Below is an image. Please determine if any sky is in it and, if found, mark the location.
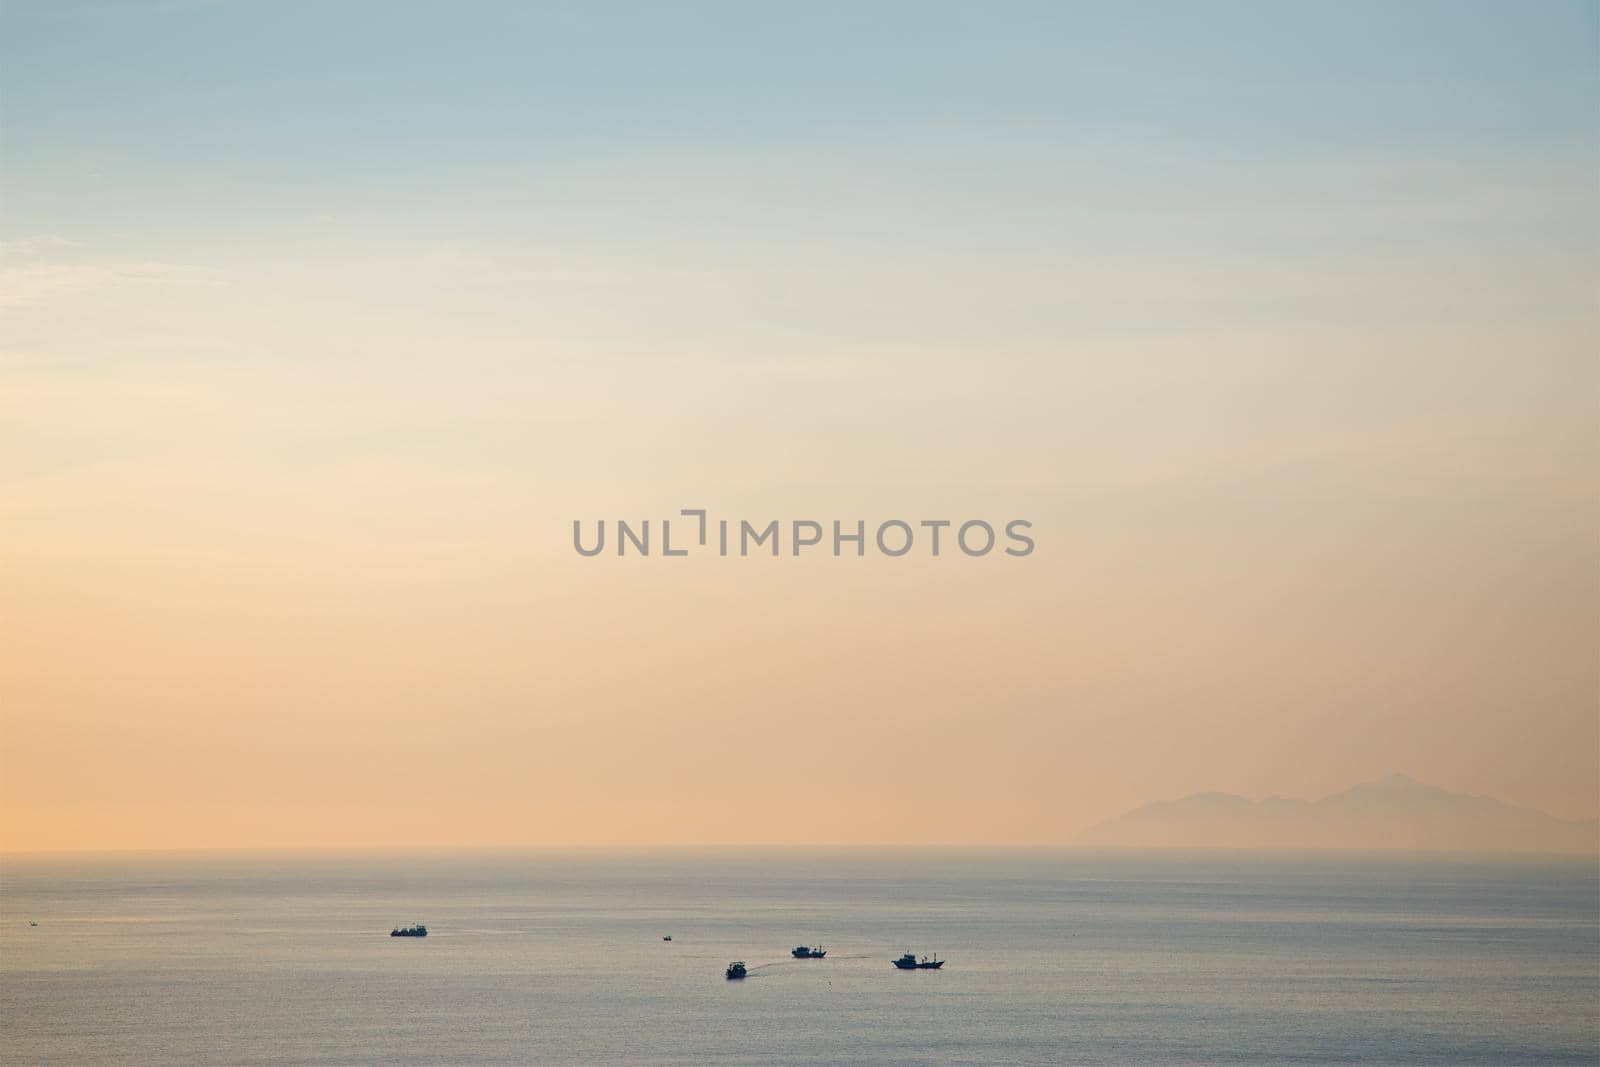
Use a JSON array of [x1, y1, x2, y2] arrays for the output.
[[1, 1, 1596, 851]]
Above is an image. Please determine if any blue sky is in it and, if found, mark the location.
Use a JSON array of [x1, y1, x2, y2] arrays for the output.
[[4, 2, 1595, 354], [5, 2, 1595, 235]]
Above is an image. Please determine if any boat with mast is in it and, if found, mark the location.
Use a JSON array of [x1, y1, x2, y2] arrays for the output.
[[892, 951, 942, 969]]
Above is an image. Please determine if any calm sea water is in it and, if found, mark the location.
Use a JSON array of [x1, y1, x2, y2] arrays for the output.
[[1, 849, 1595, 1065]]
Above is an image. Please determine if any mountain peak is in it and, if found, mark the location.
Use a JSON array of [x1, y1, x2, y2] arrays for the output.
[[1081, 775, 1598, 854]]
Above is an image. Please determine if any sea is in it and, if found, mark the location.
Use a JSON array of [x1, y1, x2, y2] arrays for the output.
[[1, 849, 1596, 1066]]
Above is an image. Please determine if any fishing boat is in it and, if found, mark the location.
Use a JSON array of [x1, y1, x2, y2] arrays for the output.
[[390, 923, 428, 938], [892, 952, 942, 969], [791, 945, 826, 958], [725, 961, 747, 980]]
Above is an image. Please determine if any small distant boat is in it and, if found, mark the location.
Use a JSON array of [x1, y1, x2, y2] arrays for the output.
[[725, 961, 747, 980], [390, 923, 428, 938], [662, 935, 672, 941], [28, 921, 38, 927], [893, 952, 943, 970], [791, 945, 826, 958]]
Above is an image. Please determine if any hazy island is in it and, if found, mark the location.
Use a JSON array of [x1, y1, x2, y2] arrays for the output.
[[1081, 773, 1599, 855]]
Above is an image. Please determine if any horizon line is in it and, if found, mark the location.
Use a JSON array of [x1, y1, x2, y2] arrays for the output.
[[4, 842, 1595, 860]]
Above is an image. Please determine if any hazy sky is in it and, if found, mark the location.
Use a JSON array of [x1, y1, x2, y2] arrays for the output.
[[2, 1, 1595, 851]]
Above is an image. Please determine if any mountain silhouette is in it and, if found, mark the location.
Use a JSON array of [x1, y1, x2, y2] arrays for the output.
[[1081, 773, 1598, 854]]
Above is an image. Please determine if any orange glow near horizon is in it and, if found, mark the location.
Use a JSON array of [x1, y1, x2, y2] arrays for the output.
[[3, 316, 1594, 852]]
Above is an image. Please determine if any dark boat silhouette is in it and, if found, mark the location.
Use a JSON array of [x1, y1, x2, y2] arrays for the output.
[[893, 952, 942, 969], [791, 945, 826, 958], [390, 923, 428, 937], [662, 935, 672, 941], [725, 961, 747, 980]]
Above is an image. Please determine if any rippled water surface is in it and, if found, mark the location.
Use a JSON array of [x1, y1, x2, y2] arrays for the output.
[[2, 849, 1596, 1065]]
